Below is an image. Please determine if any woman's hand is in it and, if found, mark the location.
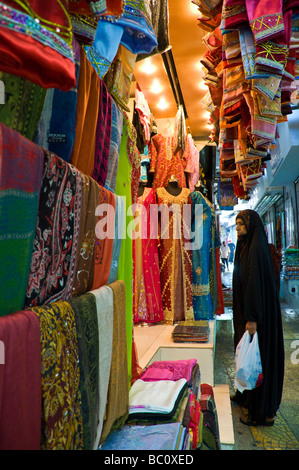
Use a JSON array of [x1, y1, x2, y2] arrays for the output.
[[246, 321, 257, 335]]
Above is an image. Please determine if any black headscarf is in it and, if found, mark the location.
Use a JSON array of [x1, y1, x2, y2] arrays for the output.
[[233, 209, 284, 422]]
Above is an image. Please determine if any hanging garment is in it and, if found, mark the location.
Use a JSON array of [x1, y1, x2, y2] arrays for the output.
[[156, 187, 194, 324], [0, 72, 46, 141], [92, 79, 113, 186], [31, 301, 84, 450], [133, 188, 163, 324], [0, 122, 44, 316], [72, 175, 99, 297], [104, 99, 123, 193], [185, 135, 200, 193], [0, 1, 76, 90], [0, 310, 41, 450], [149, 134, 190, 189], [115, 112, 140, 383], [71, 13, 99, 45], [25, 150, 83, 307], [137, 0, 170, 60], [100, 280, 129, 445], [190, 191, 215, 320], [92, 186, 116, 289], [103, 43, 137, 112], [34, 38, 81, 163], [70, 46, 100, 175], [107, 194, 125, 284], [90, 285, 114, 448], [69, 293, 99, 450]]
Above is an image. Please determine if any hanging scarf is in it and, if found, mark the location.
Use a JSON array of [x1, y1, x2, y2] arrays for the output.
[[0, 310, 41, 450], [25, 150, 83, 307], [92, 80, 113, 186], [69, 293, 100, 450], [100, 280, 129, 444], [0, 122, 44, 316], [31, 301, 84, 450]]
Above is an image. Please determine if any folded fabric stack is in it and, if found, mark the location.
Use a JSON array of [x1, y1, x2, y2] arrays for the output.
[[100, 359, 203, 450], [172, 321, 210, 343]]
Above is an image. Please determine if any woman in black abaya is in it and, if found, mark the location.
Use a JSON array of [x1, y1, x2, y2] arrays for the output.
[[232, 209, 284, 426]]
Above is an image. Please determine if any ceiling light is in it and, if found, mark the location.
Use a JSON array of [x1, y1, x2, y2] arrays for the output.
[[140, 58, 156, 75], [157, 97, 168, 110], [151, 79, 163, 94]]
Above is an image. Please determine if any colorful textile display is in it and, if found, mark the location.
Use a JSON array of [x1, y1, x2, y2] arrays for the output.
[[133, 187, 163, 324], [25, 151, 82, 307], [70, 46, 100, 175], [0, 1, 76, 90], [69, 293, 99, 450], [100, 280, 129, 445], [190, 191, 215, 320], [90, 285, 114, 448], [0, 310, 41, 450], [0, 123, 44, 316], [31, 301, 84, 450], [156, 187, 194, 324]]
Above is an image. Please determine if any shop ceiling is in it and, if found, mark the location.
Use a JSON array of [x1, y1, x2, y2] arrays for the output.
[[133, 1, 210, 141]]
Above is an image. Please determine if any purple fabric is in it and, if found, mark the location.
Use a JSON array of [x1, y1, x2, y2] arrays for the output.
[[140, 359, 197, 382], [92, 80, 112, 187]]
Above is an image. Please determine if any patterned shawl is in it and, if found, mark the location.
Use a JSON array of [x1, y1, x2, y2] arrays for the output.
[[25, 150, 83, 307], [69, 293, 99, 450], [72, 175, 99, 296], [30, 301, 84, 450], [100, 280, 129, 444], [0, 123, 44, 316]]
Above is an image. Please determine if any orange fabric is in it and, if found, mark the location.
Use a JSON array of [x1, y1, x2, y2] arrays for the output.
[[70, 46, 100, 175], [92, 187, 116, 289]]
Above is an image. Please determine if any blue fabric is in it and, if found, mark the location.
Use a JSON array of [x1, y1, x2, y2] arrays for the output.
[[191, 191, 214, 320]]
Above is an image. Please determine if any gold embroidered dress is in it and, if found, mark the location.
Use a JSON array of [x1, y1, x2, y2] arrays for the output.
[[156, 187, 194, 324]]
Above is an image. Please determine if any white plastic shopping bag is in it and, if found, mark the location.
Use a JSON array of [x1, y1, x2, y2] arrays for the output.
[[234, 331, 263, 392]]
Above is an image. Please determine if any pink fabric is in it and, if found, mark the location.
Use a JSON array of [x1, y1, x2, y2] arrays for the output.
[[140, 359, 197, 382], [133, 188, 164, 323], [0, 310, 41, 450]]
